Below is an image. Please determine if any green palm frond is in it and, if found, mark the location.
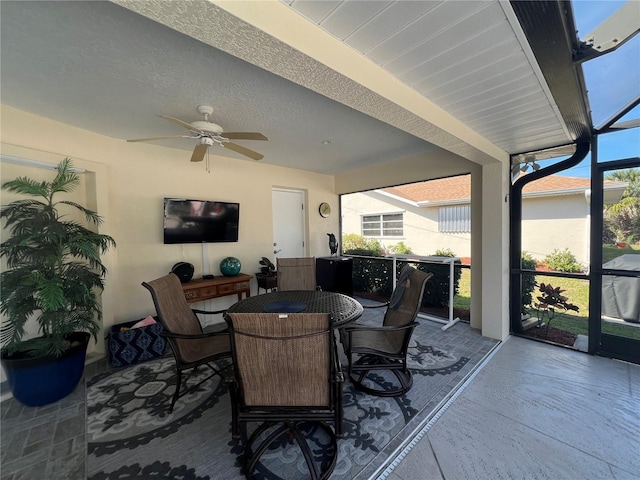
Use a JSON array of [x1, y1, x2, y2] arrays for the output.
[[1, 177, 50, 197], [0, 158, 116, 358], [58, 200, 103, 225]]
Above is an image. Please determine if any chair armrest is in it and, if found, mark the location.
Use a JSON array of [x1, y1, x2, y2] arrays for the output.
[[162, 330, 229, 340], [362, 302, 389, 310], [345, 322, 418, 333], [192, 308, 227, 316]]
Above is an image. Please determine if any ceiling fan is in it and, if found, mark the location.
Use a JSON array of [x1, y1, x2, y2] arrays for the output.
[[127, 105, 267, 162]]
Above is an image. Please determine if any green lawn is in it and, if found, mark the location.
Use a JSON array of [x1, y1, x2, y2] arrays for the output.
[[534, 264, 640, 341], [453, 257, 640, 341], [453, 268, 470, 311], [603, 243, 640, 263]]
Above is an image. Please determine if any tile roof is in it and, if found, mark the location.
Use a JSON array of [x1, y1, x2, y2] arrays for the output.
[[382, 174, 622, 203]]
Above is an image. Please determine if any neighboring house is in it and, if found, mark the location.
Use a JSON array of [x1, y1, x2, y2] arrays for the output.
[[342, 174, 626, 264]]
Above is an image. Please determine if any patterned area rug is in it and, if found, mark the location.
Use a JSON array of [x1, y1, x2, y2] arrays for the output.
[[87, 318, 497, 480]]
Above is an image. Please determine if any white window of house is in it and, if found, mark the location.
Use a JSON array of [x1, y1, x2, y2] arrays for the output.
[[362, 213, 403, 237], [439, 205, 471, 233]]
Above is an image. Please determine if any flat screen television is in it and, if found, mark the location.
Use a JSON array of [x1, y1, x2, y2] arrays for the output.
[[163, 198, 239, 244]]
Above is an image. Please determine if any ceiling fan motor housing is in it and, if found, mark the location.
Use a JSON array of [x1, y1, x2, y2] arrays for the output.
[[128, 104, 266, 162], [197, 105, 214, 116], [191, 120, 223, 133]]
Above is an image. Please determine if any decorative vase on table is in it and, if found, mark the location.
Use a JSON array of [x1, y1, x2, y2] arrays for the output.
[[220, 257, 241, 276]]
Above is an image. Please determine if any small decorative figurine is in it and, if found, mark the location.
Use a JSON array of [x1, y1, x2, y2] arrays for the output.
[[327, 233, 338, 255]]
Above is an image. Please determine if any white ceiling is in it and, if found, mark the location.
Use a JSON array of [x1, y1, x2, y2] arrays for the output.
[[285, 0, 570, 153], [0, 0, 580, 176]]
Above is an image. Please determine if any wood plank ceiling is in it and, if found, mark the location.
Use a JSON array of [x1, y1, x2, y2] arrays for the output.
[[283, 0, 582, 155]]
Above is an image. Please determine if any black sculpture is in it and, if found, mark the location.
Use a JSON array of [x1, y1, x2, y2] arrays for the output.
[[327, 233, 338, 255]]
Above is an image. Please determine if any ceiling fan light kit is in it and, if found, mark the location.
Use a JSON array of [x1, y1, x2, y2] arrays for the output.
[[127, 105, 267, 166]]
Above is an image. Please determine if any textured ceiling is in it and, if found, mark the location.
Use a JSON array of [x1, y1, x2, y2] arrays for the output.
[[0, 0, 580, 175]]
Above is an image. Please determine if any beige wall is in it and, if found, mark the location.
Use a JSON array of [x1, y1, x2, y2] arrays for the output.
[[343, 190, 590, 265], [522, 194, 589, 265], [1, 104, 512, 392], [1, 105, 339, 366], [341, 192, 472, 257]]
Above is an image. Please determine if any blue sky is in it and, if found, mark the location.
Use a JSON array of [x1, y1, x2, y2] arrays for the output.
[[549, 0, 639, 178]]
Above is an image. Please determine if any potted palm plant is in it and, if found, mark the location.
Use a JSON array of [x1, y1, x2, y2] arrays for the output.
[[0, 158, 115, 406]]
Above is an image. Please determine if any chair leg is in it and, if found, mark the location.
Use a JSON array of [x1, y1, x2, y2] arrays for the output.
[[335, 384, 344, 438], [230, 383, 240, 439], [169, 368, 182, 413], [349, 355, 413, 397], [296, 422, 337, 480], [244, 423, 288, 475], [169, 361, 232, 414], [243, 422, 338, 480]]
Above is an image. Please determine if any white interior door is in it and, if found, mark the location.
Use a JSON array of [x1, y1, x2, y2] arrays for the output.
[[272, 189, 305, 260]]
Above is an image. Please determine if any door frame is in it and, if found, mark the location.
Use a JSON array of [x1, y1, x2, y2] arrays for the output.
[[588, 154, 640, 363]]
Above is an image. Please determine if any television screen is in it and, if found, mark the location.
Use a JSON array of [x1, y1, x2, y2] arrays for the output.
[[163, 198, 239, 244]]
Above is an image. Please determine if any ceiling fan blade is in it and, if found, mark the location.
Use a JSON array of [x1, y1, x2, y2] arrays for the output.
[[222, 132, 268, 141], [223, 142, 264, 161], [127, 135, 190, 142], [191, 144, 208, 162], [158, 115, 201, 132]]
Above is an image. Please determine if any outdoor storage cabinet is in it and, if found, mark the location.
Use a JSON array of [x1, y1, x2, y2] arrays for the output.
[[316, 256, 353, 296]]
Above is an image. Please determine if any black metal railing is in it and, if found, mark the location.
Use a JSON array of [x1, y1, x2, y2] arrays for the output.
[[345, 254, 466, 309]]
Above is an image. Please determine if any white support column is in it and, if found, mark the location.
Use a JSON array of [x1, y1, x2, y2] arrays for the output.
[[470, 165, 483, 331], [480, 162, 510, 340]]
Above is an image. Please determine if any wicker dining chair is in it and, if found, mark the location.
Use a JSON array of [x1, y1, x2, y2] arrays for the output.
[[226, 312, 343, 480], [276, 257, 318, 291], [340, 265, 432, 397], [142, 273, 231, 413]]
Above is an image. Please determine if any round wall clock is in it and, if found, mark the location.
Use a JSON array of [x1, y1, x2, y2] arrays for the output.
[[319, 202, 331, 218]]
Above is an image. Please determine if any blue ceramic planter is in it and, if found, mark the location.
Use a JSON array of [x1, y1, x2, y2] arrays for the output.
[[1, 332, 90, 407]]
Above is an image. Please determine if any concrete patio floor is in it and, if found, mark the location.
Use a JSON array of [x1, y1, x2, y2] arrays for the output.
[[2, 332, 638, 479], [383, 335, 640, 480]]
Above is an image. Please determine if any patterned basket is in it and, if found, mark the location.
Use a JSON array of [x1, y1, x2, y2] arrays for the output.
[[108, 318, 167, 368]]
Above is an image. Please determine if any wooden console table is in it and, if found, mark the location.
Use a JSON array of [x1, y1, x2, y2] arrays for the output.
[[181, 273, 252, 304]]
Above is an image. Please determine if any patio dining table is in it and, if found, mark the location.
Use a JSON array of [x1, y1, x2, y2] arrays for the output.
[[226, 290, 363, 328]]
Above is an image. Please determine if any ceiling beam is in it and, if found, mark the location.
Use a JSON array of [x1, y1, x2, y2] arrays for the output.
[[509, 0, 592, 144]]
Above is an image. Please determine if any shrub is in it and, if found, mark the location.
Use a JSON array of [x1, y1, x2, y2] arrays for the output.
[[543, 248, 583, 273], [417, 262, 462, 308], [387, 241, 412, 254], [521, 252, 538, 313], [604, 196, 640, 244], [348, 255, 462, 308], [343, 235, 385, 294], [535, 283, 580, 336], [341, 234, 384, 256], [350, 256, 393, 296], [420, 249, 462, 307]]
